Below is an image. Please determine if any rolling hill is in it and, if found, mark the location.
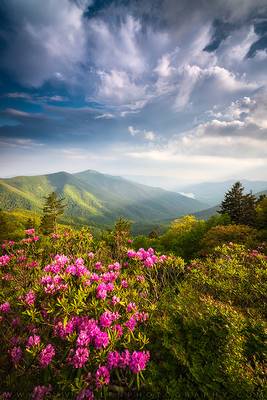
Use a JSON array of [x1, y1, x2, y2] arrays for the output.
[[0, 170, 207, 226]]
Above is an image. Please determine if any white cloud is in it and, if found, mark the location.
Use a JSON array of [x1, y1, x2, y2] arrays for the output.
[[96, 70, 147, 106], [128, 126, 156, 141]]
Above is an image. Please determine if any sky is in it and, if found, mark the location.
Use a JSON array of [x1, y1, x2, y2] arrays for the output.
[[0, 0, 267, 186]]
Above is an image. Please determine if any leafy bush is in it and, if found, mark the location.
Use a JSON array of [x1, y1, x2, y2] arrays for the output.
[[200, 224, 258, 254], [145, 244, 267, 399]]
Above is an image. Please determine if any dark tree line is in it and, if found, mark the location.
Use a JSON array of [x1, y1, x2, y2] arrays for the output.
[[219, 181, 266, 227]]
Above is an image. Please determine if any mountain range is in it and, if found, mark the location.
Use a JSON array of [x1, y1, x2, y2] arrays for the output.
[[0, 170, 207, 226], [178, 179, 267, 206]]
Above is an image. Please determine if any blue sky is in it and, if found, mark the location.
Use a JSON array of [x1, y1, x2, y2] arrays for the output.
[[0, 0, 267, 186]]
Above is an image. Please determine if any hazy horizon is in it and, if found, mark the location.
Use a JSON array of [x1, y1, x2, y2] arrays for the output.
[[0, 0, 267, 182]]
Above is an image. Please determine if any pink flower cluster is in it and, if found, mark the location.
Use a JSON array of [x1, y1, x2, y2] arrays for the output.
[[0, 302, 11, 313], [54, 316, 110, 351], [0, 255, 11, 266], [107, 350, 150, 374], [27, 335, 41, 348], [24, 290, 36, 306], [10, 346, 22, 365], [25, 228, 35, 236], [127, 247, 167, 268], [39, 344, 55, 367], [32, 385, 52, 400], [41, 275, 68, 294]]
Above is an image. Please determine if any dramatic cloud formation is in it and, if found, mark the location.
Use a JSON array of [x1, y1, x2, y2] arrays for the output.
[[0, 0, 266, 184]]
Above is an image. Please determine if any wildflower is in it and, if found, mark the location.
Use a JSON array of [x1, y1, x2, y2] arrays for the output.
[[31, 385, 52, 400], [25, 228, 35, 236], [94, 261, 102, 270], [32, 236, 39, 242], [121, 279, 128, 288], [99, 311, 120, 328], [27, 335, 41, 348], [0, 255, 10, 266], [125, 316, 137, 331], [95, 366, 110, 386], [39, 344, 55, 367], [54, 254, 69, 265], [10, 346, 22, 365], [107, 351, 121, 369], [111, 295, 120, 305], [126, 302, 137, 312], [0, 302, 11, 313], [129, 351, 150, 374], [127, 250, 136, 258], [136, 275, 145, 283], [93, 331, 109, 349], [113, 324, 123, 338], [119, 350, 131, 368], [77, 331, 90, 347], [144, 257, 155, 268], [88, 252, 94, 259], [69, 347, 89, 369], [24, 290, 36, 306]]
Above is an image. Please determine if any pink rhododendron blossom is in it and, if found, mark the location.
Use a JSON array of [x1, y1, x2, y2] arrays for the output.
[[95, 366, 110, 386], [111, 295, 120, 305], [68, 347, 89, 368], [77, 331, 91, 347], [136, 275, 145, 283], [125, 316, 137, 331], [127, 250, 136, 258], [93, 331, 109, 349], [99, 311, 120, 328], [126, 302, 137, 312], [121, 279, 128, 288], [27, 335, 41, 348], [129, 351, 150, 374], [113, 324, 123, 338], [94, 261, 102, 270], [39, 344, 55, 367], [31, 385, 52, 400], [10, 346, 22, 365], [0, 255, 11, 266], [24, 290, 36, 306], [0, 302, 11, 313], [25, 228, 35, 236], [54, 255, 69, 265]]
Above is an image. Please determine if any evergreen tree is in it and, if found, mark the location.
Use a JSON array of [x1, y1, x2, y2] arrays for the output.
[[219, 182, 256, 225], [40, 192, 65, 234]]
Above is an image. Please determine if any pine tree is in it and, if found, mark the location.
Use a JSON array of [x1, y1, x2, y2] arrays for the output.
[[40, 192, 66, 234], [219, 182, 256, 225]]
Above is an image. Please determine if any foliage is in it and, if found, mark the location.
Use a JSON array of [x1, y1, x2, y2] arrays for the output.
[[145, 244, 267, 399], [200, 224, 258, 254], [256, 196, 267, 229]]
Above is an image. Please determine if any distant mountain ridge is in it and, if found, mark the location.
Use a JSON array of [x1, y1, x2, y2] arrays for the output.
[[178, 179, 267, 206], [0, 170, 207, 226]]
